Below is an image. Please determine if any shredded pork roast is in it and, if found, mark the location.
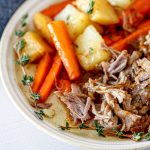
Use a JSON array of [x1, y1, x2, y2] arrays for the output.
[[57, 32, 150, 134]]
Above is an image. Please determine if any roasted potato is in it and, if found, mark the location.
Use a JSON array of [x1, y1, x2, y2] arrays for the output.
[[54, 4, 91, 40], [21, 32, 53, 62], [75, 0, 119, 25], [107, 0, 135, 9], [34, 12, 53, 46], [75, 25, 110, 71]]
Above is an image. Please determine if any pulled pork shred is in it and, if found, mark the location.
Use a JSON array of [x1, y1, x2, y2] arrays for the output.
[[57, 33, 150, 133]]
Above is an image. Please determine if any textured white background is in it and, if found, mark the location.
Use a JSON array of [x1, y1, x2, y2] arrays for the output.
[[0, 79, 86, 150]]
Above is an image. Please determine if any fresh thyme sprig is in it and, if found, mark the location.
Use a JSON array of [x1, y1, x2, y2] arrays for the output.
[[14, 14, 52, 122], [59, 121, 150, 141], [87, 0, 95, 14], [15, 14, 38, 102]]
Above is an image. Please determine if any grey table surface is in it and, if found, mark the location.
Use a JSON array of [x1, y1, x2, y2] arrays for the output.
[[0, 0, 24, 37]]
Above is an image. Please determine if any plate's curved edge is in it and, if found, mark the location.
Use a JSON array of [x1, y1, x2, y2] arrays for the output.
[[0, 0, 150, 150]]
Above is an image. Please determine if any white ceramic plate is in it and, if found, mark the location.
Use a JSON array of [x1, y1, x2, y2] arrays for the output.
[[0, 0, 150, 149]]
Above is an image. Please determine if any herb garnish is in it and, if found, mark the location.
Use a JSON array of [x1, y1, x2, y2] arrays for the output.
[[59, 121, 150, 141], [21, 13, 28, 27], [31, 93, 41, 101], [87, 0, 95, 14], [60, 121, 70, 130], [22, 75, 33, 86], [113, 129, 124, 138], [89, 47, 94, 54], [34, 110, 45, 120], [132, 132, 144, 141], [15, 30, 25, 37], [94, 121, 105, 137], [144, 132, 150, 141], [66, 15, 70, 21], [78, 122, 89, 129], [15, 14, 51, 122], [17, 54, 30, 66], [16, 39, 26, 52]]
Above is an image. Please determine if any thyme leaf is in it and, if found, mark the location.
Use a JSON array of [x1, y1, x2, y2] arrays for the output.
[[60, 121, 70, 130], [17, 54, 30, 66], [113, 129, 124, 137], [89, 47, 94, 54], [21, 13, 28, 27], [87, 0, 95, 14], [15, 30, 25, 37], [144, 132, 150, 141], [78, 123, 89, 129], [34, 110, 45, 120], [22, 75, 33, 86], [16, 39, 26, 52], [31, 93, 41, 101], [94, 121, 105, 137], [66, 15, 70, 21], [132, 132, 144, 141]]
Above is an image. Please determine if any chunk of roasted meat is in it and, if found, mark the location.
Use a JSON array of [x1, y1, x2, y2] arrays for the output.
[[131, 115, 150, 133], [58, 91, 92, 123], [105, 93, 141, 131], [93, 100, 119, 129], [107, 50, 128, 75]]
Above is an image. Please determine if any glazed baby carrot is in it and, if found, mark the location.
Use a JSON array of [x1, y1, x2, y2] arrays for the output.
[[104, 34, 123, 46], [57, 79, 71, 92], [48, 21, 80, 80], [41, 0, 73, 19], [32, 53, 51, 92], [111, 26, 150, 51], [39, 54, 62, 103]]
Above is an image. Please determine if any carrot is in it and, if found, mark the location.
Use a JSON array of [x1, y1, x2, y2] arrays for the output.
[[111, 26, 150, 51], [138, 20, 150, 29], [57, 79, 71, 92], [119, 0, 150, 26], [48, 21, 80, 80], [126, 0, 150, 15], [104, 34, 123, 46], [41, 0, 73, 19], [32, 53, 51, 92], [38, 54, 62, 103]]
